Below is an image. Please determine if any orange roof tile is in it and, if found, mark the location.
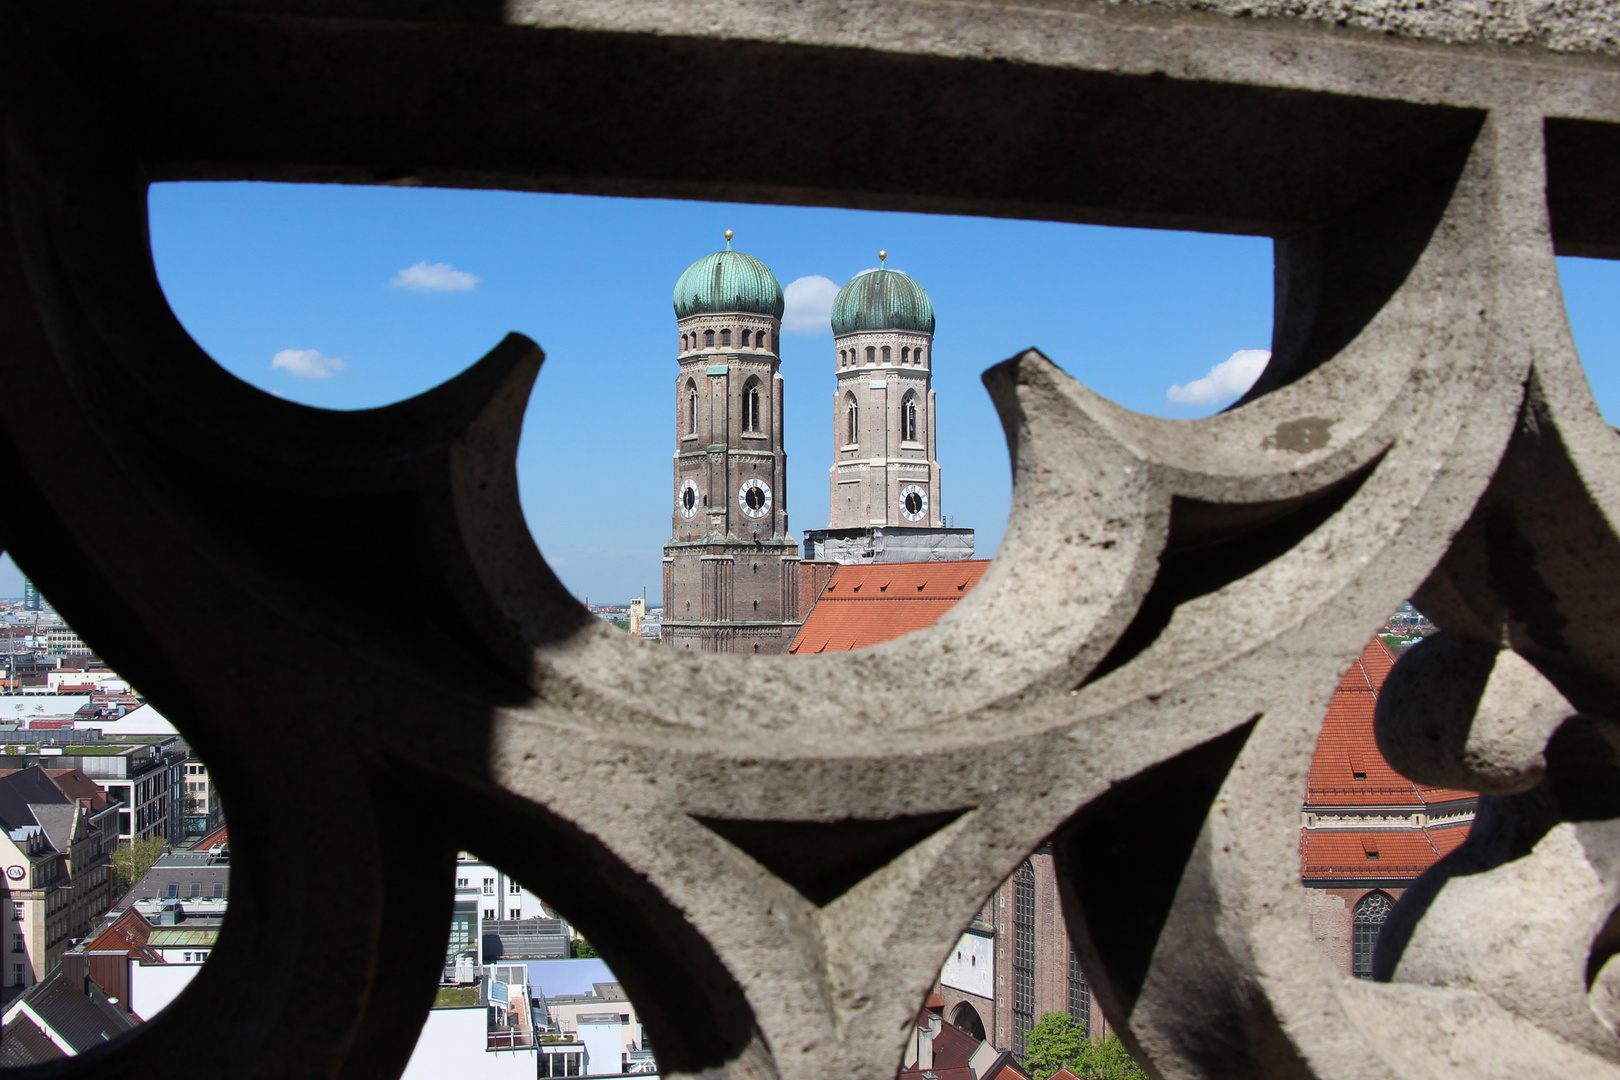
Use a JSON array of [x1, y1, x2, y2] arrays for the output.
[[1304, 639, 1475, 808], [788, 561, 990, 654], [1301, 638, 1476, 881]]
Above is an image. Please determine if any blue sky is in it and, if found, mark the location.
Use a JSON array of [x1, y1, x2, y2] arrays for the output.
[[0, 183, 1615, 604]]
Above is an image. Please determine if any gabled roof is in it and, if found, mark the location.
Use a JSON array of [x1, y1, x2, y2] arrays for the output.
[[0, 1013, 66, 1066], [789, 561, 990, 653], [0, 765, 71, 835], [44, 769, 115, 813], [85, 907, 162, 964], [9, 963, 139, 1054]]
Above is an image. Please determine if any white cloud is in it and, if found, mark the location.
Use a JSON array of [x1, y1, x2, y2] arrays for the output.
[[782, 275, 840, 335], [389, 261, 481, 292], [271, 348, 346, 379], [1166, 349, 1271, 406]]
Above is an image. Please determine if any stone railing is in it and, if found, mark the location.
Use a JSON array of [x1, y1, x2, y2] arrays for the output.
[[0, 2, 1616, 1078]]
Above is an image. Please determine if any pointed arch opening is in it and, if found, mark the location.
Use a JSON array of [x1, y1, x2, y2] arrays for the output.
[[902, 391, 919, 443], [1352, 890, 1394, 978], [844, 392, 859, 446], [685, 378, 698, 435], [742, 377, 763, 433]]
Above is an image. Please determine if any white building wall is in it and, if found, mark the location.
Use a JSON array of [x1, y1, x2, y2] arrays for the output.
[[940, 929, 994, 999], [129, 960, 201, 1020], [578, 1017, 625, 1076], [401, 1007, 538, 1080], [455, 855, 549, 922]]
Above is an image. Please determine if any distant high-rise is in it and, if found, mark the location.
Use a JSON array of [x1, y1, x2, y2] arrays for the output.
[[21, 578, 41, 612]]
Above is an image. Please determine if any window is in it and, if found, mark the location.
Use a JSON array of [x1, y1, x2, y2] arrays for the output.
[[720, 328, 731, 346], [455, 877, 468, 888], [681, 333, 689, 351], [1353, 891, 1393, 978], [1012, 860, 1036, 1057], [11, 964, 22, 987], [902, 347, 910, 362], [509, 881, 521, 894], [704, 329, 714, 347], [11, 934, 22, 953], [510, 908, 521, 919], [839, 349, 846, 367], [741, 329, 751, 346], [916, 347, 925, 364], [882, 345, 891, 362], [865, 346, 875, 364], [482, 878, 494, 895], [686, 379, 698, 435], [190, 882, 202, 898], [1069, 948, 1091, 1032], [742, 380, 762, 433], [166, 883, 179, 899], [184, 951, 193, 963], [10, 904, 20, 922], [484, 909, 495, 920], [903, 394, 918, 442], [845, 395, 859, 445], [196, 950, 209, 961], [213, 883, 225, 898]]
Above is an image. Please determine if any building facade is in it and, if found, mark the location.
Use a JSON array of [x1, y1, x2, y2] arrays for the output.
[[661, 233, 802, 654], [1299, 637, 1474, 978], [934, 847, 1110, 1060]]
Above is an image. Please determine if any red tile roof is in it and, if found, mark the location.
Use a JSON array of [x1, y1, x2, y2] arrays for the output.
[[1300, 638, 1476, 882], [1304, 638, 1474, 809], [86, 907, 162, 964], [788, 561, 990, 654]]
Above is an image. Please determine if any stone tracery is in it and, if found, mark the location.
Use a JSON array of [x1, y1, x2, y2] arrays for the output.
[[0, 2, 1616, 1079]]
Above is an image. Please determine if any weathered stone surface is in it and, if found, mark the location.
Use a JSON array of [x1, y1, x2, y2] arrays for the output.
[[0, 2, 1617, 1078]]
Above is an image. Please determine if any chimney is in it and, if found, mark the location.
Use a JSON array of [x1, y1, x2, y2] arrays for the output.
[[917, 993, 945, 1070]]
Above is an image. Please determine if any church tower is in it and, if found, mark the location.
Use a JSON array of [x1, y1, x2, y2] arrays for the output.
[[804, 254, 973, 564], [661, 232, 802, 653]]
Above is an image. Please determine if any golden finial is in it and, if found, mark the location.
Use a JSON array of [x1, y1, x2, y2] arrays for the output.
[[724, 229, 734, 249], [879, 249, 887, 265]]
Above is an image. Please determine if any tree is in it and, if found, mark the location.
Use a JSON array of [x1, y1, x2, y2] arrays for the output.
[[110, 835, 168, 896], [1071, 1035, 1149, 1080], [571, 936, 597, 958], [1025, 1013, 1085, 1080], [1023, 1013, 1149, 1080]]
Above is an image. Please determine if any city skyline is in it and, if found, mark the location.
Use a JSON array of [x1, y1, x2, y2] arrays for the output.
[[0, 184, 1616, 603]]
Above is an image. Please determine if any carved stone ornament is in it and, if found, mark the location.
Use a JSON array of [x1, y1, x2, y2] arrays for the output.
[[1, 2, 1619, 1078]]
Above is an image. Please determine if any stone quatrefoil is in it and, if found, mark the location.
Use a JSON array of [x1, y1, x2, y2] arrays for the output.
[[2, 3, 1620, 1078]]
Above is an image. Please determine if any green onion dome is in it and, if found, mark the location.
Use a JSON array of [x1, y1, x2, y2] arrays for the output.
[[831, 267, 935, 336], [673, 237, 785, 320]]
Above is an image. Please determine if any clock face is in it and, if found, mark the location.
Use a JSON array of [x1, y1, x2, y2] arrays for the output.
[[900, 484, 928, 522], [678, 478, 699, 518], [738, 478, 772, 518]]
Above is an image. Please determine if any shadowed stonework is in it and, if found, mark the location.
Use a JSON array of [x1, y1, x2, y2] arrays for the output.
[[0, 2, 1618, 1079]]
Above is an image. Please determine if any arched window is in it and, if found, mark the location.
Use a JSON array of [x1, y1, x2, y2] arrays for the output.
[[916, 347, 925, 365], [742, 379, 762, 433], [1068, 948, 1091, 1033], [721, 328, 731, 346], [902, 393, 919, 442], [865, 346, 875, 364], [951, 1002, 986, 1042], [839, 350, 846, 368], [845, 394, 859, 445], [882, 345, 891, 362], [901, 347, 910, 363], [681, 333, 689, 351], [1352, 891, 1393, 978], [686, 379, 698, 435], [705, 329, 715, 347], [740, 329, 751, 347]]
